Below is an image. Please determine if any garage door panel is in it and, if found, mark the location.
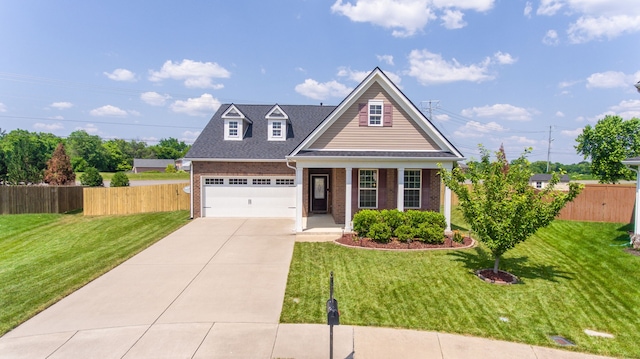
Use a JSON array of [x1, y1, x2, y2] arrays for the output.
[[203, 178, 295, 218]]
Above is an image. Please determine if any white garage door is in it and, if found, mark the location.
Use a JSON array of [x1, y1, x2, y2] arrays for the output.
[[203, 176, 296, 218]]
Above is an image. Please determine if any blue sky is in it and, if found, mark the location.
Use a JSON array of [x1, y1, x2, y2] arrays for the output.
[[0, 0, 639, 164]]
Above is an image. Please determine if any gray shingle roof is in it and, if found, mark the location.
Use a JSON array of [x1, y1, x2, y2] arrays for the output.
[[186, 104, 336, 160], [530, 174, 570, 182], [133, 159, 175, 168]]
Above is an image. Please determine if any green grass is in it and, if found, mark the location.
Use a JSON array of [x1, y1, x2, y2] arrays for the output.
[[0, 211, 190, 335], [281, 213, 640, 358]]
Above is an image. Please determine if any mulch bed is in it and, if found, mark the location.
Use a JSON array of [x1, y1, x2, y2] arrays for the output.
[[476, 269, 519, 284], [335, 233, 474, 250]]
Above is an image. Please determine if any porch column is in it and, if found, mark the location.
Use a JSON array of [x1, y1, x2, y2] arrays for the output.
[[345, 167, 352, 232], [397, 167, 404, 212], [295, 166, 304, 232], [635, 166, 640, 237], [444, 185, 452, 232]]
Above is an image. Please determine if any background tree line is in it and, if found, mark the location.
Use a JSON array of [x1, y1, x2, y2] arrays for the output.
[[0, 128, 190, 185]]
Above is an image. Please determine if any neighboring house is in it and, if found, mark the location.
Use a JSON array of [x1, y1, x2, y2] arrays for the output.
[[175, 158, 191, 172], [529, 174, 571, 190], [132, 159, 176, 173], [185, 68, 465, 232]]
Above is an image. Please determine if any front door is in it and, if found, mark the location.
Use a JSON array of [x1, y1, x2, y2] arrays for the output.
[[311, 175, 328, 213]]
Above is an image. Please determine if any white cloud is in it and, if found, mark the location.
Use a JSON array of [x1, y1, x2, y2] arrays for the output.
[[34, 122, 63, 131], [461, 103, 536, 121], [295, 79, 353, 100], [337, 67, 369, 82], [561, 128, 583, 137], [537, 0, 563, 16], [170, 93, 221, 117], [181, 130, 201, 143], [542, 29, 559, 45], [377, 54, 394, 65], [524, 1, 532, 17], [90, 105, 128, 117], [407, 49, 516, 85], [76, 124, 99, 134], [141, 91, 172, 106], [149, 59, 230, 89], [505, 135, 538, 145], [50, 101, 73, 110], [610, 98, 640, 119], [441, 9, 466, 29], [556, 111, 565, 117], [431, 0, 494, 11], [558, 80, 579, 88], [434, 113, 450, 122], [586, 71, 640, 89], [103, 68, 137, 82], [0, 103, 6, 112], [453, 120, 506, 138], [568, 15, 640, 43]]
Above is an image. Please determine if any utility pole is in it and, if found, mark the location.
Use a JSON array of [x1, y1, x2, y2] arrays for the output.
[[546, 126, 553, 173], [421, 100, 440, 120]]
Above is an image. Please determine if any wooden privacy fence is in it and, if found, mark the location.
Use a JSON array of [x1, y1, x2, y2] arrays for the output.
[[443, 183, 636, 224], [0, 186, 84, 214], [83, 183, 190, 216]]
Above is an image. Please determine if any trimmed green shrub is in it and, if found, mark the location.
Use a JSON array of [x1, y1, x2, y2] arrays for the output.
[[368, 222, 392, 243], [416, 223, 444, 244], [353, 209, 382, 237], [394, 224, 416, 242], [380, 209, 405, 233], [110, 172, 130, 187], [165, 164, 177, 173], [80, 167, 103, 187], [406, 210, 445, 230]]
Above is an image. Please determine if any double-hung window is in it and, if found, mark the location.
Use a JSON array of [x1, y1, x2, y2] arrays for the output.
[[368, 100, 383, 126], [403, 170, 421, 208], [359, 169, 377, 208], [228, 121, 238, 138], [272, 121, 282, 138]]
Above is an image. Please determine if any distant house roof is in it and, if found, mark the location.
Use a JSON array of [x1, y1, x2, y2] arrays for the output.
[[622, 156, 640, 166], [530, 174, 570, 182], [133, 159, 175, 168]]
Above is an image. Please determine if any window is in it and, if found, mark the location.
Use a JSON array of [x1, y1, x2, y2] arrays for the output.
[[204, 178, 224, 185], [368, 100, 383, 126], [272, 121, 282, 138], [359, 169, 377, 208], [228, 178, 248, 185], [252, 178, 271, 185], [228, 121, 238, 137], [404, 170, 421, 208], [536, 181, 543, 189], [276, 178, 295, 186]]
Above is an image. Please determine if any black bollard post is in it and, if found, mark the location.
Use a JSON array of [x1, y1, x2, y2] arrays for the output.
[[326, 271, 340, 359]]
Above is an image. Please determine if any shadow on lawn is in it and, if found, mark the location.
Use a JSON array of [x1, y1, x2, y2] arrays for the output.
[[448, 247, 574, 283]]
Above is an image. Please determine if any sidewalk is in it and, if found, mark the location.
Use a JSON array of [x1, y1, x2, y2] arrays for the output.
[[0, 218, 617, 359]]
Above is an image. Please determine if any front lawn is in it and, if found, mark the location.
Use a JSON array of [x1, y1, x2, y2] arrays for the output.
[[0, 211, 190, 336], [281, 215, 640, 358]]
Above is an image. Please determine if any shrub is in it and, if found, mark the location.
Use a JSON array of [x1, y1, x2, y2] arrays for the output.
[[353, 209, 382, 237], [416, 223, 444, 244], [452, 230, 464, 243], [110, 172, 130, 187], [368, 222, 392, 243], [380, 209, 406, 233], [165, 164, 177, 173], [80, 167, 103, 187], [406, 210, 446, 230], [394, 224, 415, 242]]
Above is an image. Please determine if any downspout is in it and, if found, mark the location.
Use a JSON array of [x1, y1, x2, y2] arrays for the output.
[[189, 161, 194, 219]]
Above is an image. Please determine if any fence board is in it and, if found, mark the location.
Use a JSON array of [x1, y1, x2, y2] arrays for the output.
[[0, 186, 84, 214], [83, 183, 190, 216]]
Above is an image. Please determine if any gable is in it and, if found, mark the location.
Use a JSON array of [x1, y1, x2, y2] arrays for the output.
[[308, 82, 441, 151]]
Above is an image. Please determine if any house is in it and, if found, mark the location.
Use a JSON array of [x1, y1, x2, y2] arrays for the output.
[[529, 174, 571, 190], [185, 68, 465, 232], [132, 159, 176, 173]]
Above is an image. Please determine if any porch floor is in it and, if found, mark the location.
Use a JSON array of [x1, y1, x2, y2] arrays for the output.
[[300, 214, 344, 235]]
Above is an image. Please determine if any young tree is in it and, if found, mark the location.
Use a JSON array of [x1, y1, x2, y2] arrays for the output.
[[576, 115, 640, 183], [67, 130, 109, 171], [80, 167, 104, 187], [440, 146, 582, 274], [110, 172, 129, 187], [43, 143, 76, 185]]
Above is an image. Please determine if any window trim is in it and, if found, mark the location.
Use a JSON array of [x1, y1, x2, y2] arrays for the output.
[[268, 119, 286, 141], [368, 100, 383, 127], [359, 169, 378, 209], [403, 169, 421, 209]]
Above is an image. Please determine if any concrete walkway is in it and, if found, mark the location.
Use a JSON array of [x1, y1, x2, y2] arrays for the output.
[[0, 218, 616, 358]]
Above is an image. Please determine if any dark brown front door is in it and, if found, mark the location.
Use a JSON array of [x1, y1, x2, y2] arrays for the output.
[[311, 175, 328, 213]]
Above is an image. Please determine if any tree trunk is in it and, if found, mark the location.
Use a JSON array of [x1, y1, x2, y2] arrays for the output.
[[493, 256, 500, 274]]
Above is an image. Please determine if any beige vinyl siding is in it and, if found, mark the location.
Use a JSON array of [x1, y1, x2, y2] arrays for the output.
[[309, 83, 441, 151]]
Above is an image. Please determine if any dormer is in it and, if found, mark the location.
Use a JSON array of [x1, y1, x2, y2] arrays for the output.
[[266, 105, 289, 141], [222, 105, 249, 141]]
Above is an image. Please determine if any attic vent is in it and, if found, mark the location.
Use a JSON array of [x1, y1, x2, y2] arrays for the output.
[[226, 109, 241, 116], [271, 109, 285, 117], [266, 105, 289, 120]]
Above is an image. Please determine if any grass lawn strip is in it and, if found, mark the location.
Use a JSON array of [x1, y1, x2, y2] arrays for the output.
[[280, 216, 640, 358], [0, 211, 190, 336]]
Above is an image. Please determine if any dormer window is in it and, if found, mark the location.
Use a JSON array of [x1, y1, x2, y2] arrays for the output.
[[266, 105, 289, 141], [222, 105, 247, 141], [228, 121, 238, 137], [368, 100, 383, 126], [272, 121, 282, 137]]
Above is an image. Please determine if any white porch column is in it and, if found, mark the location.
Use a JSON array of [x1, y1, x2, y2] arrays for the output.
[[635, 167, 640, 237], [397, 167, 405, 212], [345, 167, 352, 232], [295, 166, 304, 233], [444, 185, 452, 232]]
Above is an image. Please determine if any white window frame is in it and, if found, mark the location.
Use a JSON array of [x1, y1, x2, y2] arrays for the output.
[[224, 119, 242, 141], [536, 181, 543, 189], [403, 169, 421, 209], [359, 169, 378, 208], [268, 120, 286, 141], [368, 100, 383, 127]]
